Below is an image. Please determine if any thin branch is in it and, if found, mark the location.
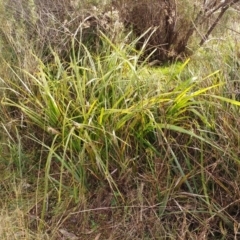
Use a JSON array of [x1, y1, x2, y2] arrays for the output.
[[200, 5, 229, 46]]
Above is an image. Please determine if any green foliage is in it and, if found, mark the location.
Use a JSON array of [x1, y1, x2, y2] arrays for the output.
[[1, 0, 240, 239], [2, 30, 240, 235]]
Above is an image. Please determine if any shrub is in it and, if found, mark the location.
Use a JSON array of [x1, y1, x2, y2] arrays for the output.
[[114, 0, 240, 62], [0, 0, 123, 67]]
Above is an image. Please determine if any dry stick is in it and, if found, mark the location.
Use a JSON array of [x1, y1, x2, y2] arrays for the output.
[[200, 0, 240, 46], [226, 26, 240, 35], [199, 5, 229, 46]]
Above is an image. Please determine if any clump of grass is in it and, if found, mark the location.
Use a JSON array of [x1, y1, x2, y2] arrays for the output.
[[1, 1, 240, 237], [2, 28, 240, 239], [0, 209, 50, 240], [0, 141, 50, 240]]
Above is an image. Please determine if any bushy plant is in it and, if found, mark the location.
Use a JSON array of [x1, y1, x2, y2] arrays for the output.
[[1, 1, 240, 239], [114, 0, 240, 62], [0, 0, 123, 68], [2, 31, 240, 235]]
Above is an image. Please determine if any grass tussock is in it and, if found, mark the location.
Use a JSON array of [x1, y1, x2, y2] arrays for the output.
[[1, 1, 240, 239]]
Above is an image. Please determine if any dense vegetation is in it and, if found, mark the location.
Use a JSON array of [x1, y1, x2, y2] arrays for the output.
[[0, 0, 240, 239]]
